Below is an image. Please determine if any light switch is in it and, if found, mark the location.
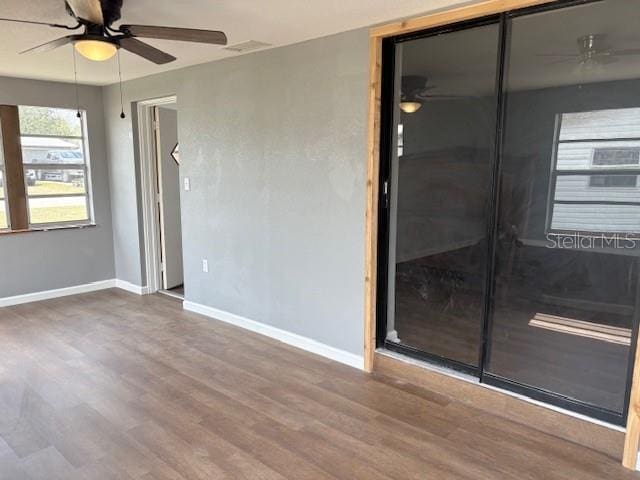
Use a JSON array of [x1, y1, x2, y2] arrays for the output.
[[184, 177, 190, 191], [202, 259, 209, 273]]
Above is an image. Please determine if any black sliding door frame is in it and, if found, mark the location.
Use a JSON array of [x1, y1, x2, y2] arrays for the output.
[[376, 14, 502, 378], [479, 11, 510, 380], [376, 0, 638, 426]]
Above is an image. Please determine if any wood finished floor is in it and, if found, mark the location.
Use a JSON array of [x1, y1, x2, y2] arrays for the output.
[[0, 289, 637, 480]]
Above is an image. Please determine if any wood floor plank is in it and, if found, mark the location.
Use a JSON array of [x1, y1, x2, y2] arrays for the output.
[[199, 411, 338, 480], [0, 289, 637, 479]]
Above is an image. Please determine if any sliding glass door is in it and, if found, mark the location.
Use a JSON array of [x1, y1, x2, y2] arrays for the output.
[[486, 0, 640, 420], [379, 0, 640, 424], [381, 20, 500, 371]]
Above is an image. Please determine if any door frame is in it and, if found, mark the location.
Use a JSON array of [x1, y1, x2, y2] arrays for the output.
[[363, 0, 640, 468], [136, 95, 178, 294]]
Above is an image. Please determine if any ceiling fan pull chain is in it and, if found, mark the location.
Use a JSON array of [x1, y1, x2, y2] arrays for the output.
[[72, 48, 81, 119], [118, 50, 126, 119]]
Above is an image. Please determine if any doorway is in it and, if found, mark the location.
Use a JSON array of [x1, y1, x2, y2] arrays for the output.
[[377, 0, 640, 426], [154, 104, 184, 297], [137, 96, 184, 299]]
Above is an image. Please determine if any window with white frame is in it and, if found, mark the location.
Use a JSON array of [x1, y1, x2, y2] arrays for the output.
[[18, 106, 92, 227], [0, 105, 93, 232], [547, 108, 640, 234]]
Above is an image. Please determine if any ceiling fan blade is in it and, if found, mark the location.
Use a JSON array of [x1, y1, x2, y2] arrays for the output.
[[543, 57, 578, 65], [119, 37, 176, 64], [535, 53, 577, 57], [66, 0, 104, 25], [120, 25, 227, 45], [0, 17, 79, 30], [20, 36, 73, 54], [418, 86, 437, 94], [424, 94, 472, 100], [596, 57, 618, 65], [611, 48, 640, 56]]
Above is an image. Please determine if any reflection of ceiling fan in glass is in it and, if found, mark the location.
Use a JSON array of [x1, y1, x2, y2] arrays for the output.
[[539, 34, 640, 65], [400, 75, 467, 113]]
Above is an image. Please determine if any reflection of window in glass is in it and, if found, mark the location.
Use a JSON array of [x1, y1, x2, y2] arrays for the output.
[[18, 106, 91, 226], [592, 147, 640, 166], [589, 175, 638, 188], [548, 108, 640, 234]]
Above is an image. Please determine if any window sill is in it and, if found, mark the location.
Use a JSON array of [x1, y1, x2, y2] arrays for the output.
[[0, 223, 97, 236]]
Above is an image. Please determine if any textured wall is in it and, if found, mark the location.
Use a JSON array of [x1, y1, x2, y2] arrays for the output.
[[0, 76, 115, 297], [104, 28, 369, 355], [103, 70, 181, 285]]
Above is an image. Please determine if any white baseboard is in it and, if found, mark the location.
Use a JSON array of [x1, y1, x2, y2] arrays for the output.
[[0, 278, 153, 308], [0, 279, 117, 307], [183, 300, 364, 370], [115, 279, 152, 295]]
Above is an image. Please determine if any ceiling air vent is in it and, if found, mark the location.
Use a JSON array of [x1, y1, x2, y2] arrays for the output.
[[224, 40, 272, 53]]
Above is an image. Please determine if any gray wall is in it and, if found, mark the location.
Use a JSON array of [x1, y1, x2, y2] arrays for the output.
[[0, 76, 115, 297], [104, 71, 183, 286], [104, 29, 369, 355]]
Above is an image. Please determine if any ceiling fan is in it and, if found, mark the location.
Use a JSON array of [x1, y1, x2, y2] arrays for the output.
[[0, 0, 228, 64], [400, 75, 467, 113], [540, 34, 640, 65]]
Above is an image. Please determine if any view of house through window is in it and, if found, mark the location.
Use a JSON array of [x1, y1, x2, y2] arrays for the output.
[[549, 108, 640, 234], [18, 106, 91, 226]]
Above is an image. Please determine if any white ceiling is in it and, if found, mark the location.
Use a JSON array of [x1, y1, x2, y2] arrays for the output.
[[0, 0, 471, 86]]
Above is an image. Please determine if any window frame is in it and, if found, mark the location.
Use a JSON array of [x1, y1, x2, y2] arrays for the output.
[[588, 174, 638, 189], [591, 146, 640, 168], [0, 124, 8, 231], [0, 104, 95, 234], [545, 110, 640, 236], [0, 165, 7, 230]]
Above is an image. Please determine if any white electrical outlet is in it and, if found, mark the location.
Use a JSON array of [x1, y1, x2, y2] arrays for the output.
[[184, 177, 191, 191], [202, 259, 209, 273]]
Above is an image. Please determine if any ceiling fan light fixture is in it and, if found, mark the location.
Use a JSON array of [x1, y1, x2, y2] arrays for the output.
[[400, 101, 422, 114], [74, 39, 117, 61]]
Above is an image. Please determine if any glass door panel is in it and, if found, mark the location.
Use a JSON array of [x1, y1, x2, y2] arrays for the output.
[[487, 0, 640, 417], [385, 21, 500, 369]]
